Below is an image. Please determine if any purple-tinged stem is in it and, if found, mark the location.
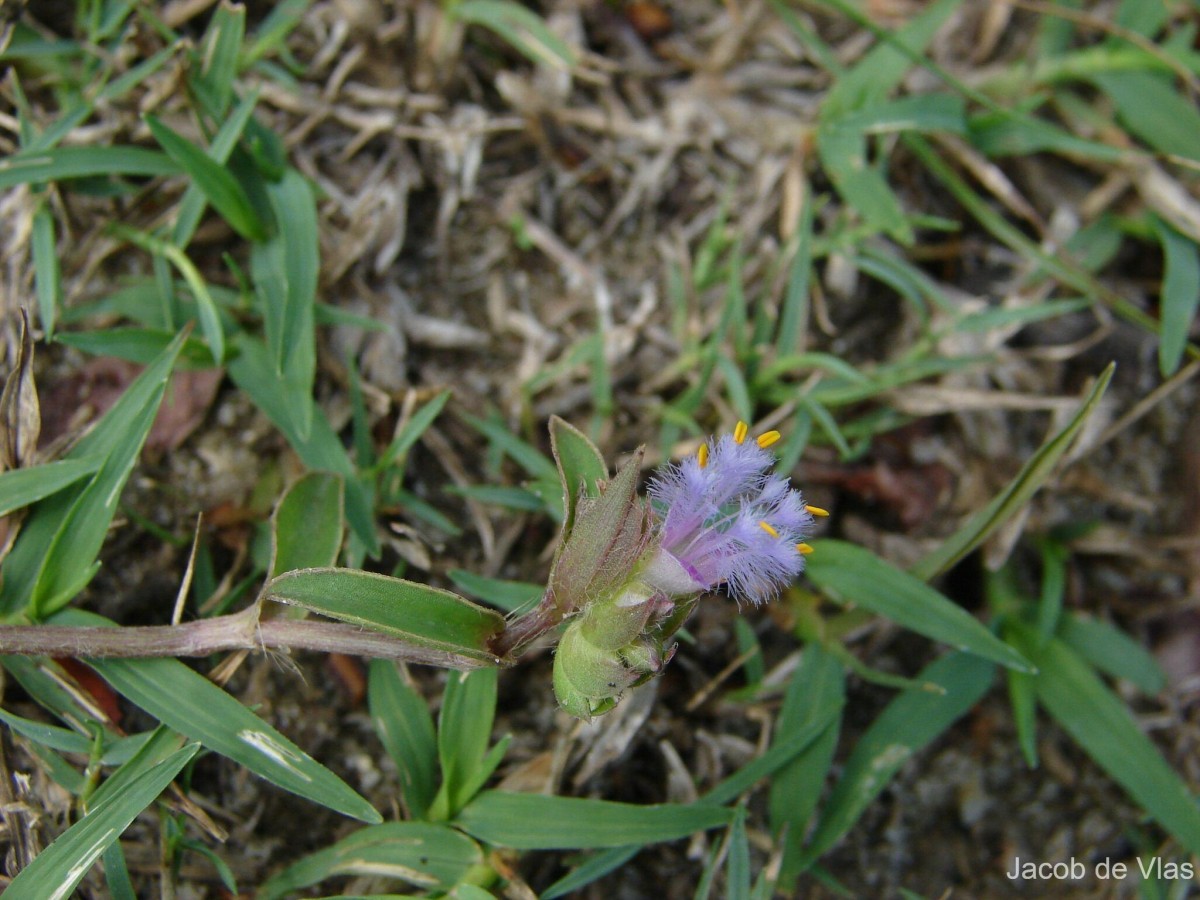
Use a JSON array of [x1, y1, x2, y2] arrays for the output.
[[0, 607, 492, 670]]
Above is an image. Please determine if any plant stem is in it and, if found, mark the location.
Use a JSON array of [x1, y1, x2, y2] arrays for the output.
[[0, 607, 492, 670], [489, 592, 562, 659]]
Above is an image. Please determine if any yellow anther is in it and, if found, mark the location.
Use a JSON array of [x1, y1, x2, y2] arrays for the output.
[[756, 430, 781, 449], [805, 505, 830, 517], [759, 521, 779, 538], [697, 444, 709, 469], [797, 542, 814, 555], [733, 421, 749, 444]]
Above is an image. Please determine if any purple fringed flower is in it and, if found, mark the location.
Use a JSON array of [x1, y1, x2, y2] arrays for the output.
[[642, 421, 825, 605]]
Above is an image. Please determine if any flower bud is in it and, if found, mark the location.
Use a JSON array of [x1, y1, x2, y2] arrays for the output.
[[545, 420, 823, 718], [552, 620, 638, 719], [577, 582, 655, 650]]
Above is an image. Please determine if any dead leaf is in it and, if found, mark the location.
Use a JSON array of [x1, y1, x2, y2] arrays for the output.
[[0, 310, 40, 471]]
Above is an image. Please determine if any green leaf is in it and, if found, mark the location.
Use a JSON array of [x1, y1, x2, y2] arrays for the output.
[[31, 201, 60, 338], [1057, 613, 1167, 695], [455, 791, 735, 849], [701, 691, 842, 807], [0, 656, 122, 744], [195, 1, 246, 116], [250, 168, 318, 441], [452, 0, 576, 69], [541, 846, 641, 899], [54, 610, 381, 824], [549, 415, 607, 536], [1006, 662, 1039, 769], [461, 411, 559, 482], [270, 472, 343, 576], [910, 364, 1114, 581], [86, 726, 189, 808], [819, 0, 963, 118], [243, 0, 311, 66], [378, 390, 452, 470], [837, 93, 967, 136], [954, 298, 1093, 334], [0, 459, 100, 517], [968, 111, 1125, 162], [445, 484, 546, 512], [0, 146, 180, 189], [816, 123, 910, 243], [368, 660, 438, 819], [101, 842, 137, 900], [447, 569, 542, 614], [431, 667, 499, 819], [145, 115, 268, 241], [109, 227, 226, 365], [55, 327, 217, 367], [265, 568, 505, 663], [0, 706, 92, 755], [1093, 71, 1200, 163], [807, 541, 1033, 672], [775, 188, 814, 355], [798, 652, 995, 867], [0, 331, 185, 618], [257, 821, 484, 900], [771, 643, 845, 887], [1035, 539, 1068, 638], [172, 88, 261, 248], [1008, 623, 1200, 855], [1152, 215, 1200, 376], [3, 743, 199, 900], [226, 334, 378, 554]]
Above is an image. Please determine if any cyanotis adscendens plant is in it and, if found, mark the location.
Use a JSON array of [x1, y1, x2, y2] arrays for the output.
[[508, 419, 826, 719]]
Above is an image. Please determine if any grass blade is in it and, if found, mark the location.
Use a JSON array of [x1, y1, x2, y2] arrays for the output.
[[1093, 71, 1200, 164], [452, 0, 576, 69], [1009, 622, 1200, 855], [367, 660, 438, 818], [196, 1, 246, 116], [541, 846, 641, 899], [431, 667, 499, 818], [145, 115, 267, 241], [460, 411, 559, 482], [55, 611, 381, 824], [807, 541, 1033, 671], [31, 202, 60, 338], [257, 821, 484, 900], [111, 227, 225, 365], [1152, 216, 1200, 376], [771, 643, 845, 886], [378, 389, 452, 470], [0, 331, 185, 618], [447, 569, 542, 614], [0, 146, 179, 189], [172, 88, 261, 248], [910, 364, 1114, 581], [0, 459, 100, 517], [270, 472, 343, 576], [702, 702, 842, 807], [226, 334, 378, 553], [1056, 614, 1166, 695], [797, 652, 995, 867], [3, 743, 199, 900], [250, 169, 318, 441], [819, 0, 963, 118], [455, 791, 735, 849]]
